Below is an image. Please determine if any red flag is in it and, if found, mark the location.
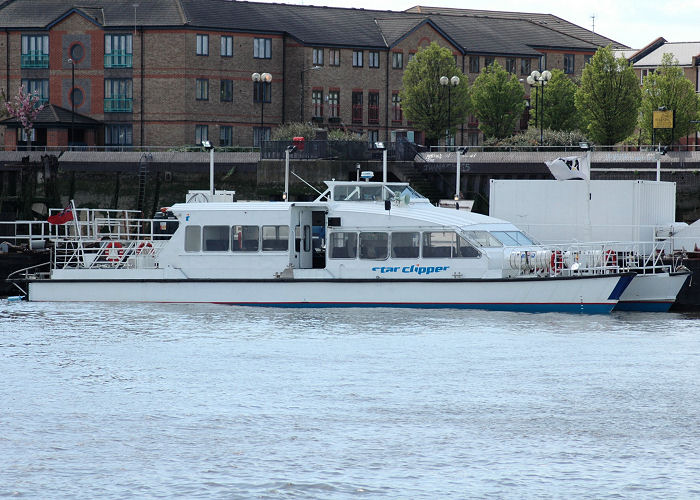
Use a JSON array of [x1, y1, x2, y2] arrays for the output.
[[48, 206, 73, 225]]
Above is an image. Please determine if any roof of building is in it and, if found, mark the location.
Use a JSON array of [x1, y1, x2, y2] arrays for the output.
[[0, 0, 622, 54], [633, 41, 700, 67], [0, 104, 101, 128], [406, 5, 629, 49]]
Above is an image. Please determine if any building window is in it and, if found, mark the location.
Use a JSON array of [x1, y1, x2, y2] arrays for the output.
[[253, 81, 271, 103], [520, 58, 531, 76], [352, 91, 363, 123], [253, 127, 270, 147], [408, 52, 415, 64], [313, 48, 324, 66], [196, 79, 209, 100], [392, 92, 402, 122], [368, 130, 379, 144], [506, 58, 516, 74], [392, 52, 403, 69], [21, 35, 49, 68], [105, 34, 132, 68], [104, 78, 133, 112], [220, 79, 233, 102], [484, 56, 494, 68], [368, 51, 380, 68], [584, 54, 592, 66], [196, 34, 209, 56], [221, 35, 233, 57], [368, 92, 379, 124], [329, 49, 340, 66], [254, 38, 271, 59], [105, 124, 133, 146], [469, 56, 479, 73], [352, 50, 363, 67], [195, 124, 208, 145], [328, 90, 340, 118], [564, 54, 575, 74], [21, 79, 49, 104], [220, 125, 233, 146], [312, 90, 323, 117]]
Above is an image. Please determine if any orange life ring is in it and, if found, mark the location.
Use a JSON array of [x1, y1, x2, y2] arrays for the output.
[[105, 241, 124, 262], [136, 241, 153, 255], [604, 249, 618, 267]]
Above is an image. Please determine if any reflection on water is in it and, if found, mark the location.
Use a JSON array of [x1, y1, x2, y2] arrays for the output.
[[1, 301, 699, 499]]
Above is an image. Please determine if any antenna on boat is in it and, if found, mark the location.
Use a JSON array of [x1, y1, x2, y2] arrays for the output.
[[284, 145, 297, 202], [202, 140, 214, 194]]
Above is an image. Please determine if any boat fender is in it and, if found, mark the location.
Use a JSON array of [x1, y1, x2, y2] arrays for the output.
[[106, 241, 124, 262]]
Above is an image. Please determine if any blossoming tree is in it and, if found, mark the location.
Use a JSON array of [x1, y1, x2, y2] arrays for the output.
[[4, 84, 45, 150]]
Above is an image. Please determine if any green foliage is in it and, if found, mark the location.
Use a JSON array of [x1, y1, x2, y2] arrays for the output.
[[639, 53, 700, 144], [400, 42, 469, 143], [575, 45, 641, 145], [483, 128, 590, 149], [327, 129, 367, 141], [471, 62, 526, 140], [529, 69, 581, 132], [270, 122, 317, 141]]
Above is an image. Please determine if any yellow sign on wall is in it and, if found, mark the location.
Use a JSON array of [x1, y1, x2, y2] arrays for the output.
[[653, 110, 674, 129]]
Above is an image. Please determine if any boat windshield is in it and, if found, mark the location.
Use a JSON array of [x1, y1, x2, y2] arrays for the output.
[[490, 231, 535, 246], [331, 182, 426, 202]]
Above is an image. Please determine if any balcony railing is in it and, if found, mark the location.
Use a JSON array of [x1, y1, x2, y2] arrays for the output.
[[104, 97, 133, 113], [21, 52, 49, 68], [104, 51, 133, 68]]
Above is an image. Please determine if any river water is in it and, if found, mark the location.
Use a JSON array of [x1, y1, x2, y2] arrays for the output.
[[1, 302, 699, 499]]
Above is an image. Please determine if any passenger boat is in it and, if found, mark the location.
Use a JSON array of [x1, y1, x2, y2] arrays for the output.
[[8, 181, 633, 313]]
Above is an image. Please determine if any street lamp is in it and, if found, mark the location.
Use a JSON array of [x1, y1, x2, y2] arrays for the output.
[[300, 65, 321, 122], [440, 75, 460, 149], [68, 58, 75, 149], [251, 72, 272, 146], [374, 142, 387, 184], [526, 70, 552, 146], [201, 140, 214, 194], [284, 145, 297, 201]]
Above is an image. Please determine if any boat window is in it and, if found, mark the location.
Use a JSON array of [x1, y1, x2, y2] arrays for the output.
[[456, 235, 480, 258], [391, 231, 419, 258], [231, 225, 259, 252], [360, 186, 383, 201], [262, 225, 289, 251], [359, 232, 388, 260], [185, 225, 201, 252], [203, 225, 229, 252], [422, 231, 456, 258], [463, 230, 503, 248], [329, 231, 357, 259], [333, 185, 360, 201], [491, 231, 534, 246]]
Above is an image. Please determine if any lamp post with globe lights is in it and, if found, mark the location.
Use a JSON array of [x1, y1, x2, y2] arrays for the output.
[[440, 75, 460, 148], [251, 72, 272, 146], [526, 70, 552, 146]]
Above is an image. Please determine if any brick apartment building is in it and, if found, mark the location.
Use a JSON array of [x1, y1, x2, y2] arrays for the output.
[[0, 0, 626, 149]]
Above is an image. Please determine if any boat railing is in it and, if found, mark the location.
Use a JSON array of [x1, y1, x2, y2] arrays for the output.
[[0, 220, 51, 250], [49, 215, 175, 271], [544, 241, 678, 276]]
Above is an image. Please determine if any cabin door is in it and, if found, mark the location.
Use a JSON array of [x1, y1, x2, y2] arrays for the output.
[[292, 207, 326, 270]]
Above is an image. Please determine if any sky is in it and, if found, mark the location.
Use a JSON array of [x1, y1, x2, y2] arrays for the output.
[[245, 0, 700, 49]]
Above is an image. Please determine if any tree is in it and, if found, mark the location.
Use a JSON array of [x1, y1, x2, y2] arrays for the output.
[[470, 61, 526, 140], [529, 69, 581, 132], [4, 84, 45, 151], [400, 42, 469, 145], [639, 52, 700, 145], [575, 45, 641, 145]]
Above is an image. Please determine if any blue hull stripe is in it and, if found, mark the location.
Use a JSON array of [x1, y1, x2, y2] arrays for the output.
[[608, 275, 635, 300]]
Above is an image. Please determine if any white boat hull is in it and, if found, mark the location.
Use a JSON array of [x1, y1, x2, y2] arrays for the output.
[[615, 272, 691, 312], [27, 274, 632, 314]]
